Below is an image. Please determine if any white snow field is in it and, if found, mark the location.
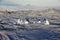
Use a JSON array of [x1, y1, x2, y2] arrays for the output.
[[0, 7, 60, 40]]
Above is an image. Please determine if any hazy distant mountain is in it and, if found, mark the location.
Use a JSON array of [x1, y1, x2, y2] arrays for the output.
[[41, 8, 60, 13], [0, 6, 20, 11], [0, 5, 60, 12]]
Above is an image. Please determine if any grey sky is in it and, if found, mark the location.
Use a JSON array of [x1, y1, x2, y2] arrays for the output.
[[0, 0, 60, 9]]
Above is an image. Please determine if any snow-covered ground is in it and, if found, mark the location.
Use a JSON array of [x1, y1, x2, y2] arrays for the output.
[[0, 8, 60, 40]]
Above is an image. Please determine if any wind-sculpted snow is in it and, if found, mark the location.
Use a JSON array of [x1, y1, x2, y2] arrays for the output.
[[0, 10, 60, 40], [0, 23, 60, 40], [0, 26, 60, 40], [0, 33, 10, 40]]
